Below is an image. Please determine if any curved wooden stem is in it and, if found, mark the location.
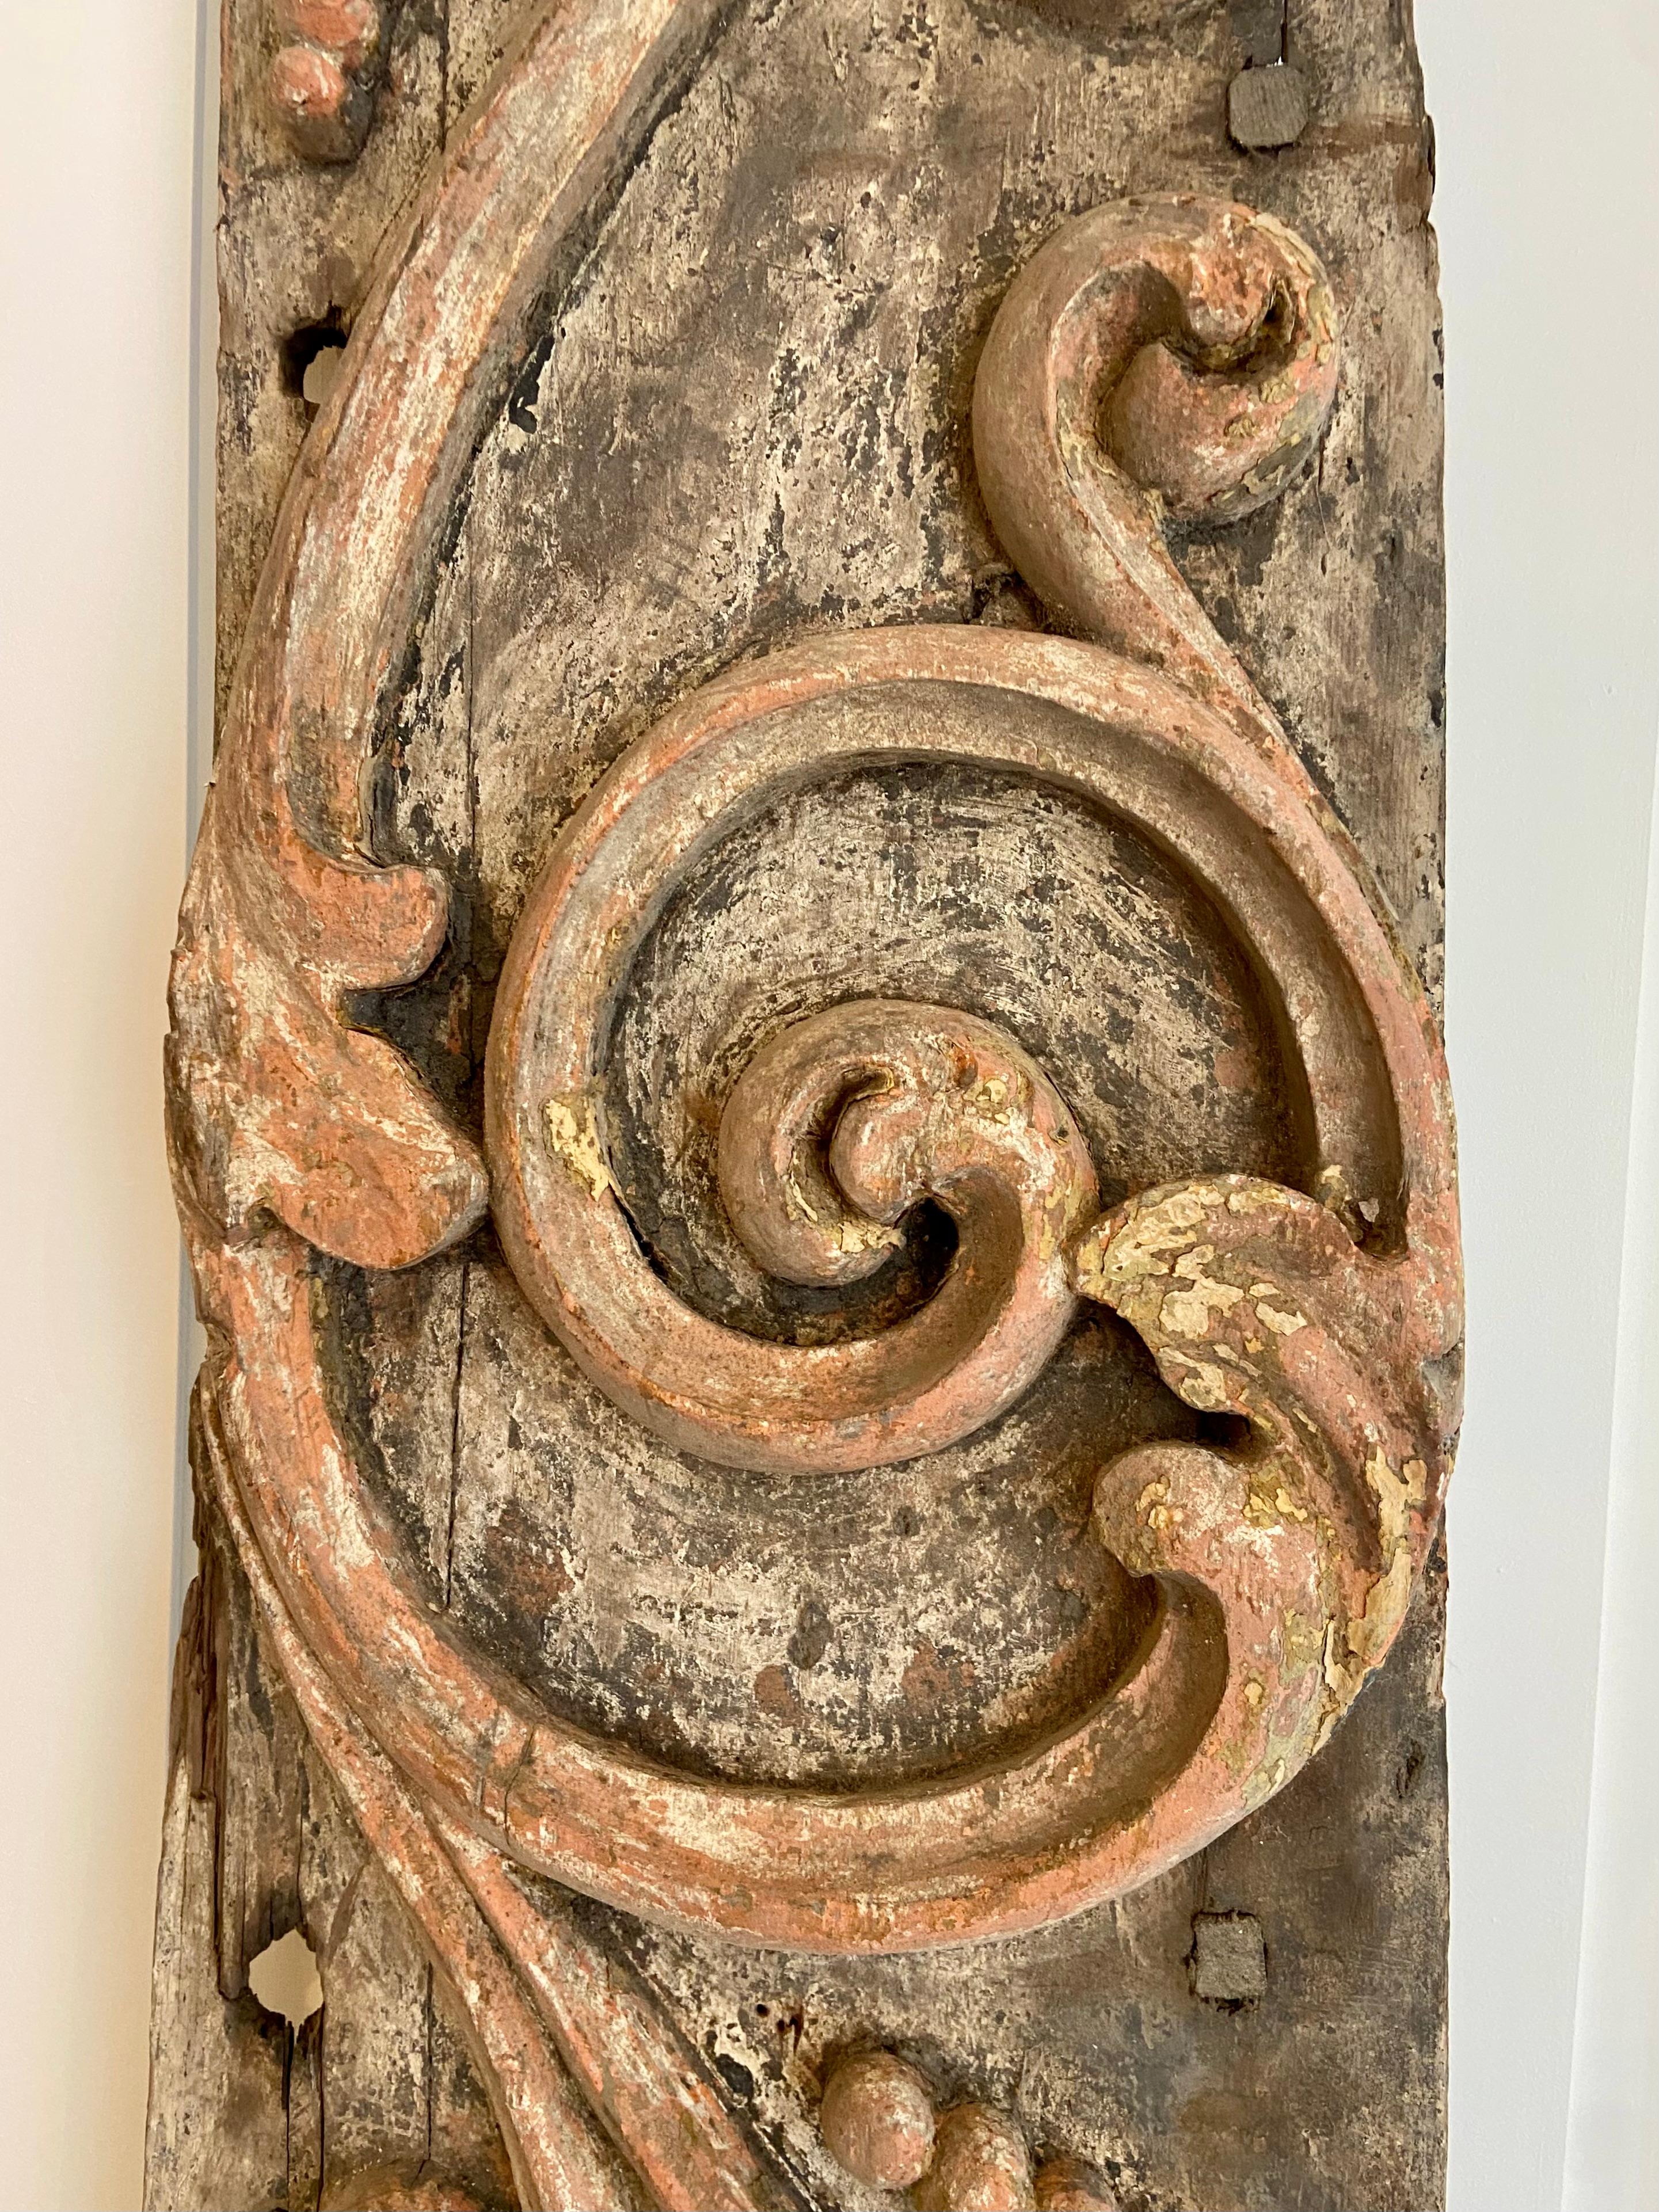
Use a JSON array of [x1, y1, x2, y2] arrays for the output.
[[165, 0, 1463, 2173], [972, 195, 1338, 751]]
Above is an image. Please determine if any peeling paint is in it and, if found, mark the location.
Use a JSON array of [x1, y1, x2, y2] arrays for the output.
[[542, 1094, 617, 1202]]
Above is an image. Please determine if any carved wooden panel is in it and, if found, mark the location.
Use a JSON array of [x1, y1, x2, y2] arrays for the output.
[[149, 2, 1456, 2207]]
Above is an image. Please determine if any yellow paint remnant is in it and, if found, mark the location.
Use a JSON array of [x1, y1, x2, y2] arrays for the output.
[[1135, 1475, 1185, 1533], [1243, 1677, 1266, 1710], [1074, 1184, 1226, 1299], [542, 1095, 615, 1202], [1255, 1303, 1306, 1335], [969, 1075, 1012, 1122], [1321, 1449, 1430, 1713], [1345, 1545, 1414, 1673], [1246, 1479, 1310, 1529], [1160, 1268, 1247, 1338], [1315, 1160, 1356, 1221], [834, 1213, 903, 1258], [1247, 1284, 1308, 1335], [1365, 1444, 1427, 1556], [1225, 1183, 1285, 1214], [1162, 1350, 1232, 1412], [1280, 1608, 1323, 1675], [783, 1168, 823, 1225]]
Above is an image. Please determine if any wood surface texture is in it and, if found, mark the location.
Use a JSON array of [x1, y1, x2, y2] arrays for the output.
[[149, 0, 1455, 2206]]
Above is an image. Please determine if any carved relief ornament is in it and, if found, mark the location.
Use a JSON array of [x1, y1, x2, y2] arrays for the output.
[[167, 1, 1462, 2203]]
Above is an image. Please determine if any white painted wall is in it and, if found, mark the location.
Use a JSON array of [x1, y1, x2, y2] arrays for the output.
[[1561, 772, 1659, 2212], [1418, 0, 1659, 2205], [0, 5, 203, 2209], [1, 2, 1657, 2208]]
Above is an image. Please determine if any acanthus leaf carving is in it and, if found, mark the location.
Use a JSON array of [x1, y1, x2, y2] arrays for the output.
[[164, 5, 1462, 2201], [1076, 1168, 1456, 1810], [170, 0, 736, 1278]]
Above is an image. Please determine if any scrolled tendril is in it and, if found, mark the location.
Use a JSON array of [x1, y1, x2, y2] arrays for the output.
[[973, 193, 1340, 748], [173, 118, 1462, 2015], [491, 992, 1097, 1474]]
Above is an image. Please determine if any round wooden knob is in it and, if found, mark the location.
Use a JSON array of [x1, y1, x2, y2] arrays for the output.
[[1035, 2154, 1118, 2210], [915, 2103, 1034, 2210], [268, 41, 350, 129], [273, 0, 380, 70], [820, 2050, 937, 2189]]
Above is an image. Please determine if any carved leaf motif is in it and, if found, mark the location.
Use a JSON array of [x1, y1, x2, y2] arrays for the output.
[[163, 5, 1461, 2194], [167, 789, 486, 1270], [168, 0, 733, 1283], [1076, 1172, 1458, 1795]]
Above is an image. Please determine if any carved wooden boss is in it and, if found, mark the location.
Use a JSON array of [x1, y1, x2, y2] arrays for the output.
[[154, 1, 1457, 2207]]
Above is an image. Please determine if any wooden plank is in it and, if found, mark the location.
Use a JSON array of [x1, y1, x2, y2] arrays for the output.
[[152, 0, 1452, 2203]]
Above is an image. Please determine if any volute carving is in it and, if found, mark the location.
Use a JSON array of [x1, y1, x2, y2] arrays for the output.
[[161, 2, 1459, 2205]]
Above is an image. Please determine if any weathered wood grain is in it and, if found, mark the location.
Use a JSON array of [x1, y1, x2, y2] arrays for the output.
[[151, 0, 1451, 2204]]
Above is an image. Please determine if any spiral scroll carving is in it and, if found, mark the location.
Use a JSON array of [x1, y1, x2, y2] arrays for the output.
[[973, 193, 1340, 747], [490, 889, 1099, 1469], [165, 7, 1462, 2195]]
